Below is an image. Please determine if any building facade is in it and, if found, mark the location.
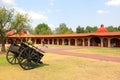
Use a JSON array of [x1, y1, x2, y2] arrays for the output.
[[7, 24, 120, 48]]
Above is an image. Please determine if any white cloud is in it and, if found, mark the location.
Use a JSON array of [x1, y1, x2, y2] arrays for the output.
[[0, 0, 16, 5], [46, 9, 52, 13], [50, 2, 54, 6], [51, 0, 55, 1], [56, 9, 62, 13], [50, 0, 55, 6], [97, 10, 109, 14], [13, 7, 26, 14], [13, 7, 48, 21], [29, 11, 48, 21], [105, 0, 120, 6]]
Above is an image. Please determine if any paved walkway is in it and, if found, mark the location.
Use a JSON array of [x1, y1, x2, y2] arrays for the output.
[[41, 46, 120, 62]]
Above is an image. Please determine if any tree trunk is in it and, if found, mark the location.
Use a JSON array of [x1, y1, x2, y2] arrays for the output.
[[1, 38, 6, 52]]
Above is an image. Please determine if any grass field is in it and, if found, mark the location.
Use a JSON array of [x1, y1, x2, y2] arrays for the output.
[[62, 47, 120, 57], [0, 51, 120, 80]]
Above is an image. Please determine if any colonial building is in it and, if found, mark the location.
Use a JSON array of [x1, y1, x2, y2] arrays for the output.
[[7, 24, 120, 47]]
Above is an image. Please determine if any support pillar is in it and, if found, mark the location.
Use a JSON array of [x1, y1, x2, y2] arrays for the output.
[[108, 38, 111, 48], [48, 39, 50, 45], [88, 38, 90, 47], [41, 38, 44, 46], [101, 38, 103, 47], [52, 39, 54, 45], [82, 38, 85, 46], [34, 38, 37, 44], [68, 38, 71, 46], [62, 39, 64, 45], [75, 38, 77, 46], [57, 39, 59, 45], [35, 39, 37, 44]]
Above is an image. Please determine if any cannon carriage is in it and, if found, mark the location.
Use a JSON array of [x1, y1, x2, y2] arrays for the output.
[[6, 42, 44, 70]]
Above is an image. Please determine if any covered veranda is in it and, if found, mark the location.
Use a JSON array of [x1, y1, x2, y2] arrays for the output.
[[7, 32, 120, 48]]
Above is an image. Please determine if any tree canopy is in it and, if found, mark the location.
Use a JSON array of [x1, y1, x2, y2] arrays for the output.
[[55, 23, 74, 34], [10, 13, 30, 34], [0, 7, 30, 52], [35, 23, 52, 35], [76, 26, 84, 33], [107, 26, 119, 32], [118, 26, 120, 31], [84, 26, 98, 33]]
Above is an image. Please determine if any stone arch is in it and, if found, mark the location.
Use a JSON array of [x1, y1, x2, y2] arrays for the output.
[[111, 38, 120, 47], [15, 38, 21, 44], [59, 39, 62, 45], [49, 39, 52, 44], [44, 39, 48, 44], [54, 39, 57, 45], [84, 38, 88, 46], [70, 39, 75, 46], [31, 38, 35, 43], [8, 39, 14, 44], [36, 38, 41, 44], [90, 37, 101, 46], [77, 39, 83, 46], [64, 39, 68, 45], [103, 38, 108, 47]]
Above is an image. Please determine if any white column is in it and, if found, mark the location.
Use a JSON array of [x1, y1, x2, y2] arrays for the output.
[[52, 39, 54, 45], [101, 38, 103, 47], [108, 38, 111, 48], [34, 38, 37, 44], [56, 39, 59, 45], [62, 38, 64, 45], [68, 38, 71, 46], [88, 38, 90, 47], [41, 38, 44, 46], [75, 38, 77, 46], [82, 38, 85, 46], [48, 39, 50, 45]]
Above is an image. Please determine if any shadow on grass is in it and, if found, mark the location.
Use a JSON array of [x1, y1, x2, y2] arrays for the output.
[[36, 63, 49, 68], [26, 63, 50, 70], [6, 61, 49, 70]]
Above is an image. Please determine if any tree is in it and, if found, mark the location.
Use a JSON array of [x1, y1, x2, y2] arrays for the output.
[[107, 26, 118, 32], [0, 7, 30, 52], [10, 13, 30, 33], [84, 26, 93, 33], [66, 28, 74, 34], [118, 26, 120, 31], [55, 23, 74, 34], [35, 23, 52, 35], [84, 26, 98, 33], [76, 25, 84, 33], [29, 27, 35, 34], [92, 26, 98, 32]]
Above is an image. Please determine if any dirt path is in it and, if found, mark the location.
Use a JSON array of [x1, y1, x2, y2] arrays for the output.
[[41, 46, 120, 62]]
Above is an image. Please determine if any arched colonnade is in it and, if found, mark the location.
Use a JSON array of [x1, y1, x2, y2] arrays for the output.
[[7, 36, 120, 47]]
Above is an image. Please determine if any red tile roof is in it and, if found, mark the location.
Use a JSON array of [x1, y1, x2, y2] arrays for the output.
[[6, 30, 28, 36], [6, 30, 15, 36], [96, 24, 108, 32], [9, 32, 120, 38]]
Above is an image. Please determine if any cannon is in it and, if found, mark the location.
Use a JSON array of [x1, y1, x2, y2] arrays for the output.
[[6, 42, 44, 70]]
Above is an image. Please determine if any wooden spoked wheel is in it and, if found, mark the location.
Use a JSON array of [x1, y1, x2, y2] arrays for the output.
[[6, 50, 19, 64], [18, 47, 39, 70]]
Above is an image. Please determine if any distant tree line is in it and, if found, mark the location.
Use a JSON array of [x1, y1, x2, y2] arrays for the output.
[[30, 23, 120, 35]]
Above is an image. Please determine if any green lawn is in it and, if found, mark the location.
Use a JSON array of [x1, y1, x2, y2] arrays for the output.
[[0, 52, 120, 80], [64, 47, 120, 57]]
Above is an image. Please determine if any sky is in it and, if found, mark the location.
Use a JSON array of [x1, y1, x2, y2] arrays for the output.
[[0, 0, 120, 31]]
